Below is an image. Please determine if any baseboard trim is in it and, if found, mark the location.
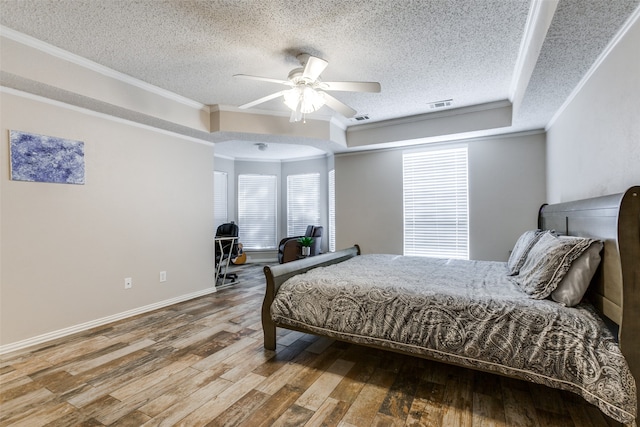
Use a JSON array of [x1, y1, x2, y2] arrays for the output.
[[245, 257, 278, 264], [0, 287, 217, 355]]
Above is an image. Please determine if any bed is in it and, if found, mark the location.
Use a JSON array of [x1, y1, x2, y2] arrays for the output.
[[262, 187, 639, 424]]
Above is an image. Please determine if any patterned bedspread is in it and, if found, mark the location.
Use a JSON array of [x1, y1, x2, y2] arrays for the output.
[[270, 254, 637, 423]]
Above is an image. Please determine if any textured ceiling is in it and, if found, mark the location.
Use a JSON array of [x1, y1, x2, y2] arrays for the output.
[[1, 0, 639, 159], [515, 0, 640, 128]]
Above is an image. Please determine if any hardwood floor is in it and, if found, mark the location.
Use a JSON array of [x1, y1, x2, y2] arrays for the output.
[[0, 263, 623, 426]]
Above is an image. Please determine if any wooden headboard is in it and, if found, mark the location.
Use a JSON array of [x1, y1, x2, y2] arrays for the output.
[[538, 186, 640, 405]]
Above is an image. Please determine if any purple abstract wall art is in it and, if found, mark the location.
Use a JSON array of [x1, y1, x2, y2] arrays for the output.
[[9, 130, 85, 185]]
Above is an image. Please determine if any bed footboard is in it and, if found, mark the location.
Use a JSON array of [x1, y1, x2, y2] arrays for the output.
[[262, 245, 360, 350]]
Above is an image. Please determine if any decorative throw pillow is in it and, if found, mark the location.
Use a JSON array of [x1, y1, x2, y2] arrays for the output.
[[512, 233, 597, 299], [551, 240, 603, 306], [507, 229, 547, 275]]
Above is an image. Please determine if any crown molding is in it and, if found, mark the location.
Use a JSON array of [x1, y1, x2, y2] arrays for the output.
[[1, 86, 214, 146], [0, 25, 207, 110], [211, 103, 336, 123], [509, 0, 560, 121], [546, 3, 640, 130], [213, 153, 236, 161], [346, 100, 512, 133], [335, 128, 546, 158]]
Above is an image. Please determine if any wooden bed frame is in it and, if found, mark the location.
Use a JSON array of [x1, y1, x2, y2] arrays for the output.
[[262, 186, 640, 410], [538, 186, 640, 409]]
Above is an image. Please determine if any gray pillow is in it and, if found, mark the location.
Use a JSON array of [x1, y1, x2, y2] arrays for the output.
[[513, 233, 597, 299], [507, 229, 546, 275], [551, 240, 603, 306]]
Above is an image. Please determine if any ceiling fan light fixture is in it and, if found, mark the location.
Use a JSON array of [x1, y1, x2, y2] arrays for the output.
[[283, 87, 300, 111], [302, 86, 326, 113], [283, 86, 326, 115], [236, 54, 379, 121]]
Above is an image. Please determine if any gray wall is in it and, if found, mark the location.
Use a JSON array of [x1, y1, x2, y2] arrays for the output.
[[335, 149, 404, 255], [1, 91, 215, 346], [335, 132, 546, 261]]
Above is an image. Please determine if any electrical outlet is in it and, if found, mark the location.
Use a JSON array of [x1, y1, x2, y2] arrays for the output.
[[124, 277, 132, 289], [159, 271, 167, 282]]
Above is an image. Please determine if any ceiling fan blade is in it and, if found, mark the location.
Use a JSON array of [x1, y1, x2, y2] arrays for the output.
[[233, 74, 291, 86], [323, 81, 381, 93], [322, 92, 357, 118], [302, 55, 328, 81], [238, 90, 286, 109]]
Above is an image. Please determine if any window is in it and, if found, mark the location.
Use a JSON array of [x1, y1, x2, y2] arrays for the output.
[[403, 146, 469, 259], [213, 171, 228, 230], [287, 173, 320, 236], [238, 174, 277, 250], [328, 169, 336, 252]]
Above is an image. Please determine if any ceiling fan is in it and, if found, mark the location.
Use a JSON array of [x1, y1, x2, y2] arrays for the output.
[[234, 54, 381, 122]]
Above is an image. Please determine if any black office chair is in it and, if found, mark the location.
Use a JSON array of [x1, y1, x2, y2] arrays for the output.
[[215, 222, 239, 284]]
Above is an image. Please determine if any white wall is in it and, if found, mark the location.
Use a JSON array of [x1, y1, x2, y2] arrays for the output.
[[546, 14, 640, 203], [335, 132, 546, 261], [0, 91, 215, 347]]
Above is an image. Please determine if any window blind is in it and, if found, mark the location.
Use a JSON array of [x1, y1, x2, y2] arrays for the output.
[[213, 171, 228, 231], [238, 174, 277, 250], [287, 173, 320, 236], [403, 147, 469, 259], [328, 169, 336, 252]]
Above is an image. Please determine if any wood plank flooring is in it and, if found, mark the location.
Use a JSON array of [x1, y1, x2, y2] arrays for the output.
[[0, 263, 623, 426]]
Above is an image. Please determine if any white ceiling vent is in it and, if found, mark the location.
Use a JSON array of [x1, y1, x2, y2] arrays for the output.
[[353, 114, 370, 121], [428, 99, 453, 109]]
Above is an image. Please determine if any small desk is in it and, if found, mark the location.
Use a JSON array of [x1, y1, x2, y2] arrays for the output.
[[214, 236, 238, 286]]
